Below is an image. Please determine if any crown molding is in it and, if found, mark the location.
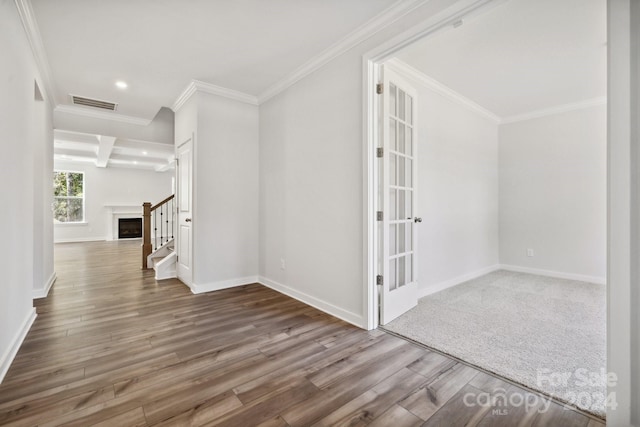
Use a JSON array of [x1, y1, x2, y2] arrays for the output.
[[172, 81, 198, 112], [14, 0, 59, 105], [172, 80, 259, 112], [500, 97, 607, 124], [194, 80, 258, 105], [171, 0, 429, 108], [54, 105, 151, 126], [257, 0, 429, 104], [385, 59, 606, 126], [386, 58, 501, 123]]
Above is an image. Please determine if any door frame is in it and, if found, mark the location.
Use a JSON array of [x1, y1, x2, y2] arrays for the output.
[[361, 0, 505, 330]]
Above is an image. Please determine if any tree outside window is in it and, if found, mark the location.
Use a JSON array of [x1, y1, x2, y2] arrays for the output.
[[53, 171, 84, 223]]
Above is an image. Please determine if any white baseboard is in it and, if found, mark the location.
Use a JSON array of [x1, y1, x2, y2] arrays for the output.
[[419, 264, 501, 299], [190, 275, 259, 294], [258, 276, 364, 328], [499, 264, 607, 285], [0, 308, 36, 383], [54, 237, 106, 243], [33, 272, 56, 299]]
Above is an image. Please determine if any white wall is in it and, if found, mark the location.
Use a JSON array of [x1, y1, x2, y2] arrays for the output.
[[258, 51, 368, 325], [32, 84, 55, 298], [383, 62, 605, 293], [258, 0, 462, 326], [175, 95, 197, 150], [499, 105, 607, 282], [192, 92, 259, 289], [43, 106, 55, 296], [0, 0, 52, 381], [398, 71, 500, 296], [53, 160, 173, 242], [174, 92, 259, 291]]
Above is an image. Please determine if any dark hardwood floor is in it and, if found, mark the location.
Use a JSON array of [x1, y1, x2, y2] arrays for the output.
[[0, 240, 604, 426]]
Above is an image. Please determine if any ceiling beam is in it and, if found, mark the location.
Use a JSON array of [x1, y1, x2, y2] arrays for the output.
[[96, 135, 116, 168], [53, 148, 95, 158], [155, 160, 175, 173]]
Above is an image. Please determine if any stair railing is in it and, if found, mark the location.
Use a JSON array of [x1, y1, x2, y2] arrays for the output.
[[142, 194, 175, 269]]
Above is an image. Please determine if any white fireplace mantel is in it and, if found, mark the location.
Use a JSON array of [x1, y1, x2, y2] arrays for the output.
[[105, 204, 143, 241]]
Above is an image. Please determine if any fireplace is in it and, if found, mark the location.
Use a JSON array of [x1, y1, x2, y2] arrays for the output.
[[118, 218, 142, 239]]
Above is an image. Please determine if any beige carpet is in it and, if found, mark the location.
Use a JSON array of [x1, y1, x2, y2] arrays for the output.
[[383, 270, 606, 418]]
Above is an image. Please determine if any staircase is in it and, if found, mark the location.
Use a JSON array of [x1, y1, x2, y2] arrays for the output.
[[148, 238, 177, 280], [142, 195, 177, 280]]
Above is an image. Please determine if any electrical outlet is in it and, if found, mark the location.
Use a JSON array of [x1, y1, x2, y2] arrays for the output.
[[280, 258, 286, 270], [527, 248, 534, 257]]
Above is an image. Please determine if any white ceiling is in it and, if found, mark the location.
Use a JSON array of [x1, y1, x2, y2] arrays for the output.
[[33, 0, 607, 168], [396, 0, 607, 119], [31, 0, 396, 120]]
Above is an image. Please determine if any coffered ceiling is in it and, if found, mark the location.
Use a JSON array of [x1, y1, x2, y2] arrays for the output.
[[54, 130, 175, 171]]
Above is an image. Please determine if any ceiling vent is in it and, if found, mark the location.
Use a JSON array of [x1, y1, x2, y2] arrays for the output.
[[70, 95, 118, 111]]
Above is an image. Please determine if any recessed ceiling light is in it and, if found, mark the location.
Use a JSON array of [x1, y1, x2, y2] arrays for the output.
[[133, 161, 138, 165], [142, 151, 148, 155], [115, 81, 128, 89]]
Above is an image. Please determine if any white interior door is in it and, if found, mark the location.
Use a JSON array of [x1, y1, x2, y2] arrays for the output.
[[380, 66, 419, 325], [176, 137, 193, 286]]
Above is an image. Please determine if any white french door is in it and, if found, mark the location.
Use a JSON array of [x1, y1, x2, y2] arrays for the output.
[[380, 66, 419, 325], [176, 137, 193, 286]]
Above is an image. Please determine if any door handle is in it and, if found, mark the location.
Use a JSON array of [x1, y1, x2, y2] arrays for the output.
[[185, 218, 192, 222], [414, 217, 422, 223]]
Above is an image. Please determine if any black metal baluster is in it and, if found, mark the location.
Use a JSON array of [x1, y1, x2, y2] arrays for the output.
[[153, 209, 157, 251], [160, 204, 164, 246]]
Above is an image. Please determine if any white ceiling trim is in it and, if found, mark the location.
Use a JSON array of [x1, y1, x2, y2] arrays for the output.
[[500, 97, 607, 124], [386, 58, 501, 123], [171, 81, 198, 112], [257, 0, 429, 104], [172, 79, 259, 112], [386, 59, 607, 125], [14, 0, 59, 105], [54, 105, 151, 126], [194, 80, 259, 105]]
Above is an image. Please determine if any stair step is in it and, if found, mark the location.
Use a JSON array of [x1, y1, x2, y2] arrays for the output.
[[153, 251, 177, 280]]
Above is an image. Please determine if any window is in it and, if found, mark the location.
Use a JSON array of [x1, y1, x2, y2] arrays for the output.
[[53, 171, 84, 223]]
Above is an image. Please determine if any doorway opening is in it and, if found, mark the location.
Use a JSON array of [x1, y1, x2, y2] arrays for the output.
[[364, 0, 607, 419]]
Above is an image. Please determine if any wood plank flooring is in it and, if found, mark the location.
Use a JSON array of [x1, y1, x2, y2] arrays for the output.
[[0, 240, 604, 426]]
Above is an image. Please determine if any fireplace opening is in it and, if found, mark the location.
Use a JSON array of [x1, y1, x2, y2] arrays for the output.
[[118, 217, 142, 239]]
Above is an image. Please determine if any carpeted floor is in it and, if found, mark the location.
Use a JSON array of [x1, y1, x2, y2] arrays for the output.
[[383, 270, 607, 417]]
